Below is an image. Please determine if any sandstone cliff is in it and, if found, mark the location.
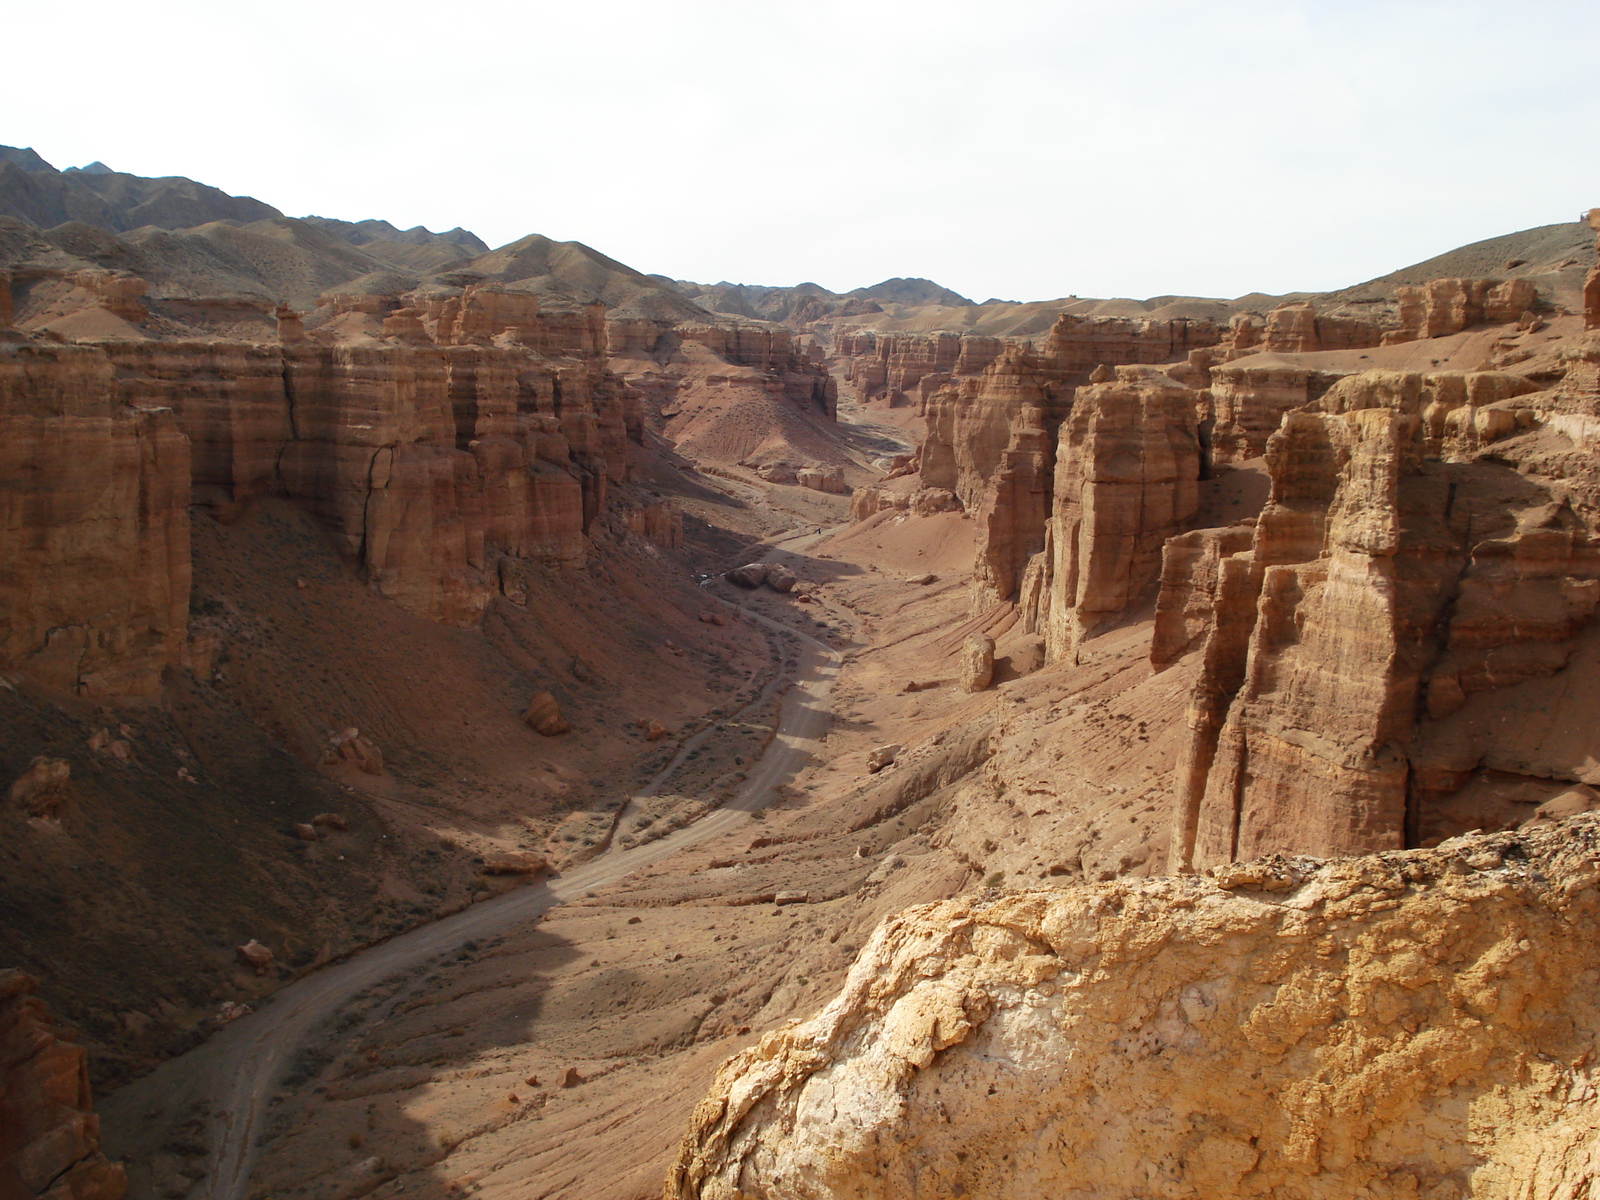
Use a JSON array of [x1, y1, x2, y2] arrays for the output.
[[1026, 367, 1202, 655], [669, 818, 1600, 1200], [1165, 365, 1594, 870], [0, 343, 189, 698]]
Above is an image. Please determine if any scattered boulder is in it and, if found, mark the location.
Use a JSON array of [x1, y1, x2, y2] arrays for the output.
[[906, 573, 936, 586], [796, 466, 847, 494], [88, 729, 132, 760], [774, 890, 810, 906], [481, 851, 547, 876], [643, 719, 670, 742], [8, 757, 71, 818], [867, 744, 902, 774], [794, 593, 815, 604], [523, 693, 571, 737], [235, 940, 273, 974], [756, 463, 798, 484], [961, 635, 996, 692], [325, 727, 384, 774], [766, 565, 798, 593], [698, 611, 727, 626], [726, 563, 768, 589], [214, 1000, 253, 1025], [311, 812, 349, 831], [292, 823, 321, 841], [560, 1067, 584, 1088]]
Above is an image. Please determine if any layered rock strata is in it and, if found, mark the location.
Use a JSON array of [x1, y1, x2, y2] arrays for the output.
[[1388, 277, 1538, 343], [668, 819, 1600, 1200], [0, 343, 189, 697], [0, 971, 126, 1200], [0, 305, 682, 692], [834, 331, 1004, 406], [1164, 368, 1595, 870], [1028, 368, 1202, 656]]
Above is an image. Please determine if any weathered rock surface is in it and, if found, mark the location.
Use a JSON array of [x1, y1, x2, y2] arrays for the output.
[[523, 692, 571, 737], [865, 744, 901, 774], [0, 343, 190, 697], [958, 636, 994, 692], [0, 971, 126, 1200], [668, 820, 1600, 1200], [1166, 367, 1600, 870], [1029, 368, 1202, 657], [7, 758, 72, 819], [725, 563, 767, 589], [1387, 277, 1538, 343]]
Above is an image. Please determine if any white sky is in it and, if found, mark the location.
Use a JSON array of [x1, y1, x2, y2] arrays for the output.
[[8, 0, 1598, 301]]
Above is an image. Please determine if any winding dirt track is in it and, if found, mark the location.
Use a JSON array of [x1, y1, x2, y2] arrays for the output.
[[109, 596, 838, 1200]]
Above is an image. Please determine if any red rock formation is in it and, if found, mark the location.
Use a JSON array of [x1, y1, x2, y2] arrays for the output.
[[1228, 300, 1382, 356], [674, 321, 836, 417], [1032, 368, 1202, 657], [0, 342, 190, 697], [1386, 277, 1538, 343], [834, 332, 1005, 407], [0, 972, 126, 1200], [1207, 363, 1343, 465], [1165, 367, 1600, 870], [1037, 312, 1225, 374]]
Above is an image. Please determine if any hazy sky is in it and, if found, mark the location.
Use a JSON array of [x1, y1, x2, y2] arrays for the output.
[[9, 0, 1598, 301]]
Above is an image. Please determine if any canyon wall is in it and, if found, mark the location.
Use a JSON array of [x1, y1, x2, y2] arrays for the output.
[[1165, 366, 1592, 869], [668, 818, 1600, 1200], [0, 343, 190, 698], [0, 290, 688, 694], [1032, 367, 1202, 655]]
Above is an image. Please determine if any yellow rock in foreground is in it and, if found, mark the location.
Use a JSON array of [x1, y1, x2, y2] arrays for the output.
[[668, 817, 1600, 1199]]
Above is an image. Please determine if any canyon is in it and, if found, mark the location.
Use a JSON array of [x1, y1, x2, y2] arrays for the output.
[[3, 143, 1600, 1200]]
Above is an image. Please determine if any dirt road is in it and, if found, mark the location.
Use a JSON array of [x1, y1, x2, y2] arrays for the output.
[[101, 603, 840, 1200]]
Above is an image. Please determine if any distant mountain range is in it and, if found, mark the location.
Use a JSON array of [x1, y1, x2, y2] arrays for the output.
[[0, 144, 1590, 340], [0, 146, 482, 255]]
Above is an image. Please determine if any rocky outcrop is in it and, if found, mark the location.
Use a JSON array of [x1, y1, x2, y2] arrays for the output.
[[1387, 277, 1538, 344], [674, 321, 836, 417], [2, 302, 672, 694], [7, 758, 72, 819], [667, 819, 1600, 1200], [1225, 301, 1384, 355], [1206, 363, 1343, 465], [0, 342, 190, 697], [834, 332, 1005, 406], [848, 485, 960, 522], [1038, 312, 1225, 374], [0, 971, 126, 1200], [920, 345, 1075, 513], [1165, 368, 1597, 871], [1026, 368, 1202, 657]]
